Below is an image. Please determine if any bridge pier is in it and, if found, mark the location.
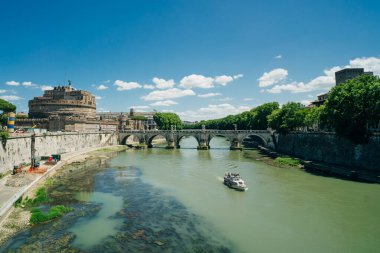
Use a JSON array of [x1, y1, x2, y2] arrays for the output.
[[166, 140, 177, 149], [138, 137, 148, 149], [230, 139, 242, 150], [197, 141, 209, 150]]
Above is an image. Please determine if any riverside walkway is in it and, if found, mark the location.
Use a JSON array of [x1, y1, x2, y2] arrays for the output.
[[0, 146, 113, 224]]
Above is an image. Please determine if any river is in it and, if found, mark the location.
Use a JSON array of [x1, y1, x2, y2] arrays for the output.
[[1, 137, 380, 253]]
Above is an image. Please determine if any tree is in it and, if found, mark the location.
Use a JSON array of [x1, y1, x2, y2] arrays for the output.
[[153, 112, 183, 130], [267, 102, 306, 133], [0, 99, 16, 114], [323, 75, 380, 143], [0, 99, 16, 127], [249, 102, 279, 129], [304, 105, 325, 130]]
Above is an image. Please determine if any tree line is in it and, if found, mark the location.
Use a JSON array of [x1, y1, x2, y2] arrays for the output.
[[178, 75, 380, 144]]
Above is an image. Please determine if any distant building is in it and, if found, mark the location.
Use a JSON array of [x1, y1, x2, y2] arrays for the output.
[[309, 68, 374, 107], [335, 68, 373, 85], [309, 93, 329, 107], [96, 108, 157, 130]]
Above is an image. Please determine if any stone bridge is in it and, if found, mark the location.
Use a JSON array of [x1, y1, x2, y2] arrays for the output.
[[118, 129, 274, 150]]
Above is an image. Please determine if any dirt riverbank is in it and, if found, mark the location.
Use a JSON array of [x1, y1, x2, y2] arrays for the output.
[[0, 145, 127, 245]]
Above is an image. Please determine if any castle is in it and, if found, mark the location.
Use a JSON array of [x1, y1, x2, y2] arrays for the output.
[[28, 84, 96, 119], [15, 82, 156, 132]]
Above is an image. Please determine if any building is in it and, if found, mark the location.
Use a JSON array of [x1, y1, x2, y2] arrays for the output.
[[335, 68, 373, 85], [309, 68, 374, 107], [28, 83, 96, 119], [16, 83, 118, 132], [309, 93, 329, 107], [96, 108, 157, 131]]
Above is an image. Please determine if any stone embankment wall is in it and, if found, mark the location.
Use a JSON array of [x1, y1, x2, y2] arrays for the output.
[[275, 132, 380, 172], [0, 132, 118, 174]]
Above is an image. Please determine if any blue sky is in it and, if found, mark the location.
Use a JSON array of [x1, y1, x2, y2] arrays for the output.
[[1, 0, 379, 120]]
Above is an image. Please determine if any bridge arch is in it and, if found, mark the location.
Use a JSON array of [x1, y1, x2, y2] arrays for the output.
[[120, 134, 135, 145], [241, 133, 267, 147], [147, 134, 168, 147], [209, 134, 232, 149], [176, 134, 200, 148]]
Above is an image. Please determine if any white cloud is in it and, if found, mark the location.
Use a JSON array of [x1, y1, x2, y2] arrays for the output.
[[264, 56, 380, 94], [274, 54, 282, 59], [152, 77, 175, 89], [258, 68, 288, 87], [95, 96, 102, 100], [180, 74, 214, 89], [214, 75, 234, 86], [197, 92, 221, 98], [0, 95, 23, 101], [265, 68, 336, 93], [233, 74, 244, 79], [143, 84, 155, 89], [141, 88, 195, 101], [180, 73, 243, 89], [150, 100, 178, 107], [178, 104, 250, 121], [349, 57, 380, 75], [243, 98, 253, 101], [40, 85, 53, 91], [6, 81, 19, 86], [22, 81, 36, 87], [96, 84, 108, 90], [114, 80, 142, 91], [0, 90, 7, 93]]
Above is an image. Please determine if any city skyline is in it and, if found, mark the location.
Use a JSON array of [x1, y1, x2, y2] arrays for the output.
[[1, 0, 380, 121]]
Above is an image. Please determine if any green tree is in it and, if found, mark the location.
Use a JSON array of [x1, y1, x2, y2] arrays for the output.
[[0, 99, 16, 127], [249, 102, 279, 129], [0, 99, 16, 113], [304, 105, 325, 130], [323, 75, 380, 143], [267, 102, 306, 133], [153, 112, 183, 130]]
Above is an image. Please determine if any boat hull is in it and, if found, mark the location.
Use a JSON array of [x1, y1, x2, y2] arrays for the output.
[[223, 181, 248, 191]]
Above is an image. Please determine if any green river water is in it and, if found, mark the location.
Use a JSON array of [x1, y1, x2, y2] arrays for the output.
[[1, 137, 380, 253]]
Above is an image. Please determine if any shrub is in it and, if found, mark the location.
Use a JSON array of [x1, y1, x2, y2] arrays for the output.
[[29, 205, 72, 225], [274, 157, 300, 166]]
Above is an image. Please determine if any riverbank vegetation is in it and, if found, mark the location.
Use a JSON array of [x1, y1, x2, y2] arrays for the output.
[[274, 157, 301, 167], [17, 186, 73, 225], [29, 205, 72, 225], [181, 75, 380, 144]]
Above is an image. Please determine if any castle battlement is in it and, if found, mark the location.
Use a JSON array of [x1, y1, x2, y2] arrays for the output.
[[28, 84, 96, 119]]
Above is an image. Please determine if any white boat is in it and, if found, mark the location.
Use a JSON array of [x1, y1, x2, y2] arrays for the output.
[[223, 173, 248, 191]]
